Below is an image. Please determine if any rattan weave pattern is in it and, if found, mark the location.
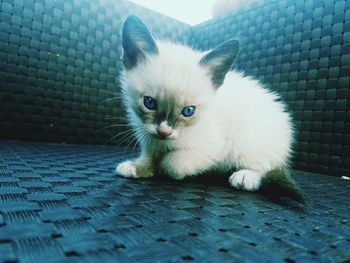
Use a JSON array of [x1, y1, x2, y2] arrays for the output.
[[190, 0, 350, 176], [0, 140, 349, 262], [0, 0, 190, 144]]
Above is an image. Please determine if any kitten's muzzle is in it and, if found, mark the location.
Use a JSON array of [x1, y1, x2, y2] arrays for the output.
[[157, 129, 172, 139], [157, 122, 172, 139]]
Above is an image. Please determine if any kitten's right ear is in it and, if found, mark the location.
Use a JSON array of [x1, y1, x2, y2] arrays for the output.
[[200, 39, 239, 88], [122, 16, 159, 69]]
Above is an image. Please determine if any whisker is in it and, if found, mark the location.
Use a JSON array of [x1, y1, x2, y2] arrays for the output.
[[97, 124, 131, 132], [122, 127, 145, 152], [114, 132, 136, 148], [113, 127, 143, 149], [123, 134, 140, 154], [99, 96, 124, 106], [132, 133, 146, 153], [104, 116, 128, 121], [98, 90, 123, 96], [130, 131, 143, 151], [103, 129, 136, 146]]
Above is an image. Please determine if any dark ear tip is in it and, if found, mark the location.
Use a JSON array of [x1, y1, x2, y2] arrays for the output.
[[124, 15, 142, 25], [123, 15, 145, 31], [224, 39, 240, 50]]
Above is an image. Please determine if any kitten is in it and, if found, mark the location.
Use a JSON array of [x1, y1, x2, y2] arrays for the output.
[[116, 16, 305, 201]]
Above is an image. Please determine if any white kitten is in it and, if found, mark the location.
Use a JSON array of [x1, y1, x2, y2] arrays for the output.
[[116, 16, 304, 201]]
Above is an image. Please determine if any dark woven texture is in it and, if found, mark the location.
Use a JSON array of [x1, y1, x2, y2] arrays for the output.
[[0, 0, 190, 144], [0, 140, 350, 262], [190, 0, 350, 176]]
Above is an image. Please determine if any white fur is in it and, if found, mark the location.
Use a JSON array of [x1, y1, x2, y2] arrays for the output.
[[117, 41, 293, 191], [116, 160, 137, 178], [229, 170, 263, 191]]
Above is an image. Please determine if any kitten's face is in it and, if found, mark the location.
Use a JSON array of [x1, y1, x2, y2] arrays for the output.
[[125, 45, 215, 141], [121, 16, 239, 142]]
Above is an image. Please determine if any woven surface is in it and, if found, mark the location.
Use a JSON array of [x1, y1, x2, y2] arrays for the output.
[[190, 0, 350, 176], [0, 140, 349, 262], [0, 0, 190, 144]]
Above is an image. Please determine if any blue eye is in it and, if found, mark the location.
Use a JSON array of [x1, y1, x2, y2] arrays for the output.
[[181, 106, 196, 117], [143, 96, 157, 110]]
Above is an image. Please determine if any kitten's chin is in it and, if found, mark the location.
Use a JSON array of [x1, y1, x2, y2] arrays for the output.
[[151, 134, 176, 141]]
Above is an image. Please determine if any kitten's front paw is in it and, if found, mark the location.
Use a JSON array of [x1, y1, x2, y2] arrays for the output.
[[229, 170, 263, 191], [116, 159, 154, 179], [160, 153, 187, 180], [116, 160, 137, 178]]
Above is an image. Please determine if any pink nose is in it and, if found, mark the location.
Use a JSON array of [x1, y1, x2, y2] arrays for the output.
[[157, 122, 172, 138], [157, 129, 172, 138]]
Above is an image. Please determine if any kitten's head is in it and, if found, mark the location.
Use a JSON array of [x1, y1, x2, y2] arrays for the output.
[[121, 16, 239, 142]]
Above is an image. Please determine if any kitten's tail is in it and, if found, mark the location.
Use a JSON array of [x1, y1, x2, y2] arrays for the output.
[[259, 168, 307, 203]]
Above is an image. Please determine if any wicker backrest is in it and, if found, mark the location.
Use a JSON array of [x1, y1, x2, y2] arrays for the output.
[[0, 0, 190, 144], [190, 0, 349, 176]]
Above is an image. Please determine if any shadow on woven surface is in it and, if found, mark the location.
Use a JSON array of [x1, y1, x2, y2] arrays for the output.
[[0, 140, 349, 262]]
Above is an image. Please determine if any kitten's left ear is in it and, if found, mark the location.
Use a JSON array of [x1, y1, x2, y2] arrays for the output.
[[200, 39, 239, 88]]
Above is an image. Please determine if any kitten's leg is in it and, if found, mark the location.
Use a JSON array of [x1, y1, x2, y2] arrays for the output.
[[116, 155, 154, 179], [160, 149, 216, 180], [228, 169, 263, 191]]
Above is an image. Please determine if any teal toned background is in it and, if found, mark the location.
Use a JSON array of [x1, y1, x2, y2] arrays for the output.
[[0, 0, 349, 176]]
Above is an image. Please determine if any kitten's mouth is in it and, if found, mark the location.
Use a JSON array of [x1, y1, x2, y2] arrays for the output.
[[150, 133, 175, 141]]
